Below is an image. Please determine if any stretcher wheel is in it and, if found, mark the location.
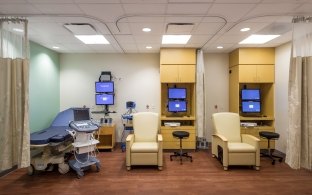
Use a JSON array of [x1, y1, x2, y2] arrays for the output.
[[96, 165, 100, 172], [58, 163, 70, 174], [77, 171, 84, 179], [28, 164, 35, 176]]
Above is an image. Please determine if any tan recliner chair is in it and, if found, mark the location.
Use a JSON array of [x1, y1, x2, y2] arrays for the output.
[[212, 112, 260, 170], [126, 112, 163, 170]]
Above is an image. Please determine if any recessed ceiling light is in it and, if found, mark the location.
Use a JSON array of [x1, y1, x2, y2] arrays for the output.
[[239, 34, 280, 44], [146, 46, 152, 49], [52, 46, 60, 49], [217, 46, 223, 49], [142, 28, 151, 32], [240, 28, 250, 32], [162, 35, 191, 44], [75, 35, 110, 44]]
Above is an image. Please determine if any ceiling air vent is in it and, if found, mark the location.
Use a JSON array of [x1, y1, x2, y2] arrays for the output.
[[63, 23, 98, 35], [166, 23, 194, 34]]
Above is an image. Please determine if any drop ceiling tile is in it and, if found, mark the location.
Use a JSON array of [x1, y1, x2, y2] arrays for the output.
[[133, 35, 161, 43], [121, 0, 167, 3], [188, 35, 212, 44], [166, 3, 211, 14], [74, 0, 119, 3], [225, 22, 270, 35], [201, 16, 227, 23], [169, 0, 214, 2], [115, 35, 136, 43], [294, 3, 312, 14], [32, 4, 83, 14], [120, 43, 138, 50], [208, 4, 257, 22], [78, 4, 125, 22], [91, 22, 112, 35], [29, 22, 72, 35], [245, 3, 301, 18], [107, 22, 132, 34], [28, 0, 73, 3], [192, 22, 226, 35], [129, 22, 164, 35], [122, 3, 167, 14], [164, 16, 203, 23], [260, 0, 307, 3], [0, 0, 28, 3], [0, 4, 40, 14], [214, 0, 260, 3], [215, 34, 246, 44], [126, 16, 165, 23]]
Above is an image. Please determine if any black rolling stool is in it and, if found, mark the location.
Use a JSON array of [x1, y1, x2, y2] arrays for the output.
[[259, 131, 283, 165], [170, 131, 193, 164]]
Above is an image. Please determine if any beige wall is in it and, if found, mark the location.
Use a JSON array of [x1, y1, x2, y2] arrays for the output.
[[203, 53, 230, 142], [60, 53, 161, 141], [275, 42, 291, 153]]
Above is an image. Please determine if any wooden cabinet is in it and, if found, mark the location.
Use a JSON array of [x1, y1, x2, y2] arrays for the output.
[[160, 64, 195, 83], [229, 48, 275, 149], [160, 48, 196, 149], [96, 124, 115, 151], [160, 117, 196, 149], [239, 65, 274, 83], [160, 48, 196, 64], [229, 47, 275, 67], [240, 117, 275, 149]]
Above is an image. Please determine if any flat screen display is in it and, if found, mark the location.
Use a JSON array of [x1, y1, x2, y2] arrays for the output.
[[95, 81, 114, 93], [95, 94, 114, 105], [241, 89, 260, 101], [242, 101, 261, 113], [168, 100, 187, 112], [73, 108, 90, 121], [168, 88, 186, 99]]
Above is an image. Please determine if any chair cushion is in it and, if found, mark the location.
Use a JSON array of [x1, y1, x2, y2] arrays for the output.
[[228, 142, 256, 153], [131, 142, 159, 153]]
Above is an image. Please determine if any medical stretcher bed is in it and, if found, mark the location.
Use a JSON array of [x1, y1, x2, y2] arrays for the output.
[[29, 108, 90, 175]]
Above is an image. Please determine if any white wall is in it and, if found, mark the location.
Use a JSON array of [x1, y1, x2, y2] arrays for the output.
[[275, 42, 291, 153], [203, 53, 229, 142], [60, 53, 160, 141]]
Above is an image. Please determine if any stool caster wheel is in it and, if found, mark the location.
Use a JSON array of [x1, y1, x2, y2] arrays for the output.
[[272, 160, 275, 165], [279, 158, 283, 162]]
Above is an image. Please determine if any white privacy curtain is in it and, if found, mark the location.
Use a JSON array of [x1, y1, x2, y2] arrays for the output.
[[0, 17, 30, 172], [286, 16, 312, 170], [196, 50, 205, 138]]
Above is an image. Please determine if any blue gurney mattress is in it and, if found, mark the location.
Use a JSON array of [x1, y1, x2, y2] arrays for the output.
[[30, 126, 71, 145], [30, 108, 90, 145]]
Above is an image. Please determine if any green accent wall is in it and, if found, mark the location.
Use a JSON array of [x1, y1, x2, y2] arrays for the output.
[[29, 42, 60, 132]]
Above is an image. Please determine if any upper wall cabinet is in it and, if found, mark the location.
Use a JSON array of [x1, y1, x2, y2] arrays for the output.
[[160, 48, 196, 64], [160, 64, 195, 83], [160, 48, 196, 83], [229, 48, 275, 67], [239, 64, 275, 83]]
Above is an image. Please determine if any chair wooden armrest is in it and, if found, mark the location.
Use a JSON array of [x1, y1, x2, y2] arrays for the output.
[[241, 134, 260, 148], [157, 134, 163, 142]]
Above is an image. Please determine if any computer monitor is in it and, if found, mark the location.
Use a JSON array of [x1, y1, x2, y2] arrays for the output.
[[95, 81, 114, 93], [168, 100, 187, 112], [73, 108, 90, 121], [168, 88, 187, 99], [95, 94, 114, 105], [241, 101, 261, 113], [241, 89, 260, 101]]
